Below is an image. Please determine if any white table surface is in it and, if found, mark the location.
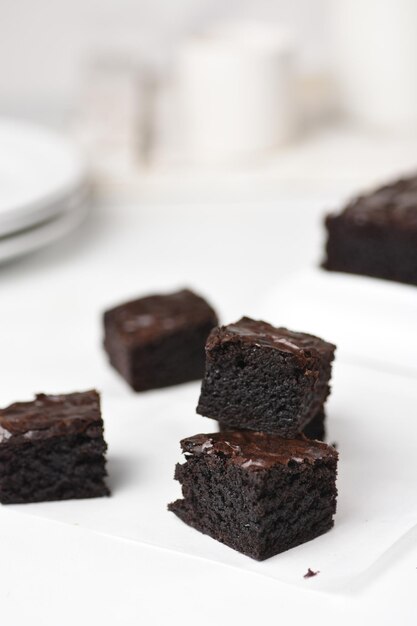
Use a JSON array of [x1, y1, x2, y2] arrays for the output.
[[1, 193, 416, 625]]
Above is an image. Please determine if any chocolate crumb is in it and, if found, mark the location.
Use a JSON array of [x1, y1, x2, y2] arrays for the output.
[[330, 441, 338, 449], [304, 568, 319, 579]]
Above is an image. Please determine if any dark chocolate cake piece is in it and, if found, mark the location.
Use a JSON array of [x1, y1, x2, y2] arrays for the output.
[[197, 317, 335, 438], [219, 408, 326, 441], [169, 431, 338, 561], [103, 289, 218, 391], [323, 174, 417, 286], [301, 408, 326, 441], [0, 390, 109, 504]]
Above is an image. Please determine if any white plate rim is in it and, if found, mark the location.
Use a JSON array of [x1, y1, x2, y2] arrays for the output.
[[0, 118, 86, 237], [0, 191, 89, 264]]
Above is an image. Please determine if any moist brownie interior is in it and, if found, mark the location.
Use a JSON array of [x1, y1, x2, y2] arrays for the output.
[[169, 431, 338, 560], [197, 318, 335, 437], [0, 391, 109, 504]]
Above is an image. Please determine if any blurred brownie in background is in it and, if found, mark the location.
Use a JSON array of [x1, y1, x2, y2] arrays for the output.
[[323, 175, 417, 286], [103, 289, 218, 391]]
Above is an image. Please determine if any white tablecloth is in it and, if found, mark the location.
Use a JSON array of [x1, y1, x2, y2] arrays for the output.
[[0, 196, 415, 625]]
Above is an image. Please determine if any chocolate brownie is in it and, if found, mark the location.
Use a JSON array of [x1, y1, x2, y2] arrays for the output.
[[302, 408, 326, 441], [169, 431, 338, 560], [103, 289, 218, 391], [323, 175, 417, 286], [197, 317, 335, 438], [0, 390, 109, 504], [219, 408, 326, 441]]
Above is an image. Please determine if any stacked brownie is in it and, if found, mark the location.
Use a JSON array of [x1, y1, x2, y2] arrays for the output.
[[197, 317, 334, 439], [169, 316, 338, 560], [169, 431, 338, 560]]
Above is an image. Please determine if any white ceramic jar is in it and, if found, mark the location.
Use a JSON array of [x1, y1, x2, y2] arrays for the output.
[[178, 22, 298, 163]]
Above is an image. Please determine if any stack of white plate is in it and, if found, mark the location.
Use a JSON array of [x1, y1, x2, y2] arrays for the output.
[[0, 119, 88, 264]]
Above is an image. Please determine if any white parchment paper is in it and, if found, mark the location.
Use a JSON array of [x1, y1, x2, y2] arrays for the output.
[[3, 360, 417, 592], [257, 268, 417, 377]]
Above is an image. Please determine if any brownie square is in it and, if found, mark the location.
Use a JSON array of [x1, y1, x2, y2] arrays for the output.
[[169, 431, 338, 560], [197, 317, 335, 438], [0, 390, 109, 504], [103, 289, 218, 391], [219, 408, 326, 441], [323, 175, 417, 286]]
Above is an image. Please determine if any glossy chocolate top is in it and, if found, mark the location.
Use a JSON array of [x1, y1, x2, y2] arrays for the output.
[[328, 174, 417, 228], [180, 431, 337, 470], [0, 390, 102, 445], [207, 317, 335, 363], [104, 289, 218, 343]]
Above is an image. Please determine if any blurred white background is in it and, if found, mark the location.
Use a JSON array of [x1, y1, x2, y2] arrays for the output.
[[1, 0, 327, 121], [1, 0, 417, 240], [2, 0, 417, 187]]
